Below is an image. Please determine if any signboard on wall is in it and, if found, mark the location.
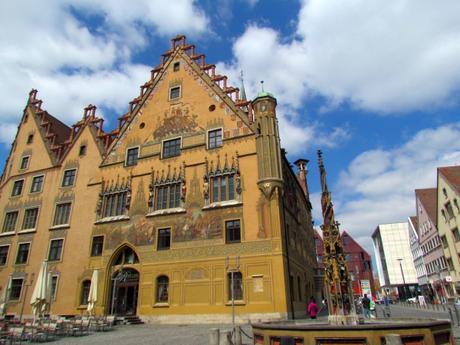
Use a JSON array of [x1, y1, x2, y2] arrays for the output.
[[361, 279, 371, 296]]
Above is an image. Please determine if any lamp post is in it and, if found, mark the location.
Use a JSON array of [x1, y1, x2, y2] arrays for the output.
[[397, 258, 407, 300]]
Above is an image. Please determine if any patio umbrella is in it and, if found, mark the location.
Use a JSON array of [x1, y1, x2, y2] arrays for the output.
[[30, 261, 50, 319], [87, 269, 99, 316], [0, 276, 11, 316]]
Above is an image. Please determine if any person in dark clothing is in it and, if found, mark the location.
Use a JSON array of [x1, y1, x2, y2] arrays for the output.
[[362, 294, 371, 318]]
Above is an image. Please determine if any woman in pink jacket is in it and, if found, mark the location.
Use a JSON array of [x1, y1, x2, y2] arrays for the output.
[[307, 297, 319, 319]]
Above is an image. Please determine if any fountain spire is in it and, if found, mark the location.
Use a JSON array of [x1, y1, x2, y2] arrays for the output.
[[318, 150, 358, 325]]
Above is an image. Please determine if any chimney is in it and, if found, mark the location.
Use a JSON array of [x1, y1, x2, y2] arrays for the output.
[[294, 159, 310, 197]]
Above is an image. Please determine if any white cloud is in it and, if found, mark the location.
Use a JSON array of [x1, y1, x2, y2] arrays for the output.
[[222, 0, 460, 114], [0, 0, 209, 146], [324, 123, 460, 254]]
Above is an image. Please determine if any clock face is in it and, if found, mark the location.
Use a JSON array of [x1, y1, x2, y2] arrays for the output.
[[261, 104, 267, 111]]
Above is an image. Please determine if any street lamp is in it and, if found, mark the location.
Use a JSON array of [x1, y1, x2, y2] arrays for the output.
[[397, 258, 407, 300]]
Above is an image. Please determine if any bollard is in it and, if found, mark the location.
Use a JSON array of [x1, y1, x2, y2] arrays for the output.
[[209, 328, 220, 345], [385, 334, 403, 345], [221, 330, 232, 345], [234, 325, 242, 345]]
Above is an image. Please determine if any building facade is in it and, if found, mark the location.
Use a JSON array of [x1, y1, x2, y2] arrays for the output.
[[0, 36, 317, 322], [408, 216, 429, 297], [415, 188, 450, 301], [372, 222, 418, 299], [437, 166, 460, 296]]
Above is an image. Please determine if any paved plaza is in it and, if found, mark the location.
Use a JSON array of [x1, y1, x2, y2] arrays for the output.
[[45, 304, 460, 345]]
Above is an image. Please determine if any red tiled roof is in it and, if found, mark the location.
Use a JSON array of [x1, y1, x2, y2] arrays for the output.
[[415, 188, 437, 223], [439, 166, 460, 193]]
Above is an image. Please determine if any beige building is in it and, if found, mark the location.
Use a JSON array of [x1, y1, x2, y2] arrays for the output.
[[437, 166, 460, 295], [0, 35, 317, 322]]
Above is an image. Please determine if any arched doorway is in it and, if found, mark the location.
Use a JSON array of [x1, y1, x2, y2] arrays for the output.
[[108, 246, 140, 316]]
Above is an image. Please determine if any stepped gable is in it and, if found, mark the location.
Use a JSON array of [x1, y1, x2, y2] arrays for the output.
[[28, 89, 113, 163], [415, 188, 437, 223], [439, 165, 460, 193], [104, 34, 255, 156], [27, 89, 71, 162]]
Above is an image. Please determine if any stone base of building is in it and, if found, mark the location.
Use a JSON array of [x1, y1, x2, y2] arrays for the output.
[[141, 312, 288, 324]]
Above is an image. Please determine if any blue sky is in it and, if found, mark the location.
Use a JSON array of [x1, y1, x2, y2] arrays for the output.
[[1, 0, 460, 255]]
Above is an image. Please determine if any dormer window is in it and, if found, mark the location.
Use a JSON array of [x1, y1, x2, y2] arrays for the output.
[[169, 86, 181, 100], [20, 156, 30, 170]]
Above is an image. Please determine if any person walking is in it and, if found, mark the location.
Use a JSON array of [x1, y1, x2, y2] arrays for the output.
[[307, 297, 319, 320], [362, 294, 371, 319]]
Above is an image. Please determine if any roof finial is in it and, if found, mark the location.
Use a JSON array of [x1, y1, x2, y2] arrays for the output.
[[260, 80, 264, 92]]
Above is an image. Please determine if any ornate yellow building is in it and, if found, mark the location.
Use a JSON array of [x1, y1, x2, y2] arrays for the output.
[[0, 35, 316, 322]]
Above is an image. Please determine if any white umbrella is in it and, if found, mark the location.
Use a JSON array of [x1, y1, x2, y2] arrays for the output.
[[87, 270, 99, 316], [30, 261, 50, 319], [0, 277, 11, 316]]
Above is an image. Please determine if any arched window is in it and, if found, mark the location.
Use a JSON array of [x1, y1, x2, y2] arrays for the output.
[[114, 247, 139, 265], [80, 280, 91, 305], [156, 276, 169, 303], [227, 271, 243, 301]]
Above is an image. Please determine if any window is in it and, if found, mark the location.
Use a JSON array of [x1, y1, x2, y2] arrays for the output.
[[30, 175, 44, 193], [9, 278, 24, 300], [156, 276, 169, 303], [2, 211, 18, 233], [162, 138, 181, 158], [157, 228, 171, 250], [11, 180, 24, 196], [173, 62, 180, 72], [62, 169, 76, 187], [50, 275, 58, 300], [20, 156, 30, 170], [125, 147, 139, 166], [22, 208, 39, 230], [48, 239, 63, 261], [452, 227, 460, 242], [169, 86, 181, 100], [80, 280, 91, 305], [53, 203, 71, 226], [208, 129, 223, 149], [446, 202, 455, 220], [448, 258, 454, 271], [16, 243, 30, 264], [91, 236, 104, 256], [228, 271, 243, 300], [27, 134, 34, 144], [226, 220, 241, 243], [0, 245, 9, 265], [154, 182, 181, 210], [211, 174, 236, 202], [443, 188, 448, 198], [79, 145, 87, 156], [454, 199, 460, 213], [101, 191, 128, 218]]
